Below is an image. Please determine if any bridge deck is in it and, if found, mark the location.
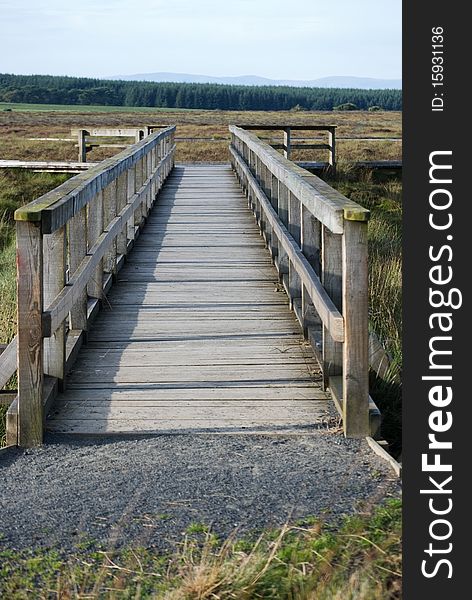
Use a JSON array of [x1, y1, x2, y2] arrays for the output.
[[47, 164, 330, 435]]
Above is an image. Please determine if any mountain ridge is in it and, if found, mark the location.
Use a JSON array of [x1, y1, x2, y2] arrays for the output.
[[106, 72, 402, 89]]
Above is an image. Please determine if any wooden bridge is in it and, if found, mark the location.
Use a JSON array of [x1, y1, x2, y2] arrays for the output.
[[1, 125, 376, 447]]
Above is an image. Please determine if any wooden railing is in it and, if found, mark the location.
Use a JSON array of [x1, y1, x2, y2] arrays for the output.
[[236, 124, 336, 173], [6, 126, 175, 447], [229, 125, 372, 438]]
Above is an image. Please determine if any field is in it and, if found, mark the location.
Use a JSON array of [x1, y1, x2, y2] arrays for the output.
[[0, 107, 402, 596], [0, 107, 402, 449]]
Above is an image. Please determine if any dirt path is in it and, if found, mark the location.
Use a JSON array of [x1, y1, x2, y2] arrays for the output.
[[0, 432, 399, 553]]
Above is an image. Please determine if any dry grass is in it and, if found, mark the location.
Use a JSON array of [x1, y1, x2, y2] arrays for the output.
[[0, 109, 401, 163], [0, 499, 402, 599]]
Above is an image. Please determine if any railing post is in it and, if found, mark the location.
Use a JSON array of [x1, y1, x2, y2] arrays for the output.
[[103, 180, 118, 276], [342, 219, 369, 437], [87, 192, 104, 299], [78, 129, 87, 163], [321, 226, 343, 389], [117, 171, 128, 257], [301, 207, 321, 338], [283, 127, 291, 159], [328, 128, 336, 177], [43, 226, 67, 386], [69, 208, 88, 334], [16, 221, 44, 447], [287, 192, 301, 308]]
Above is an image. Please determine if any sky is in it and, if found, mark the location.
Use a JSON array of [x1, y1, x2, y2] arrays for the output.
[[0, 0, 401, 80]]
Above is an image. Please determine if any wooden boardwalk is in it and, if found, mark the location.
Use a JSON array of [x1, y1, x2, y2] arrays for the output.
[[47, 164, 330, 435]]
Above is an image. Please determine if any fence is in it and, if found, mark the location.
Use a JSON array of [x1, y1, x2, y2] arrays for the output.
[[4, 126, 175, 447], [230, 125, 372, 437]]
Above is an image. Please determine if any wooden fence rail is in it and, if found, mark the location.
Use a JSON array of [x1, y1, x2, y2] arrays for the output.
[[229, 125, 371, 437], [7, 126, 175, 447]]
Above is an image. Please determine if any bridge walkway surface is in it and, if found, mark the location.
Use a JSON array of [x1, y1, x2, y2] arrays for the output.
[[47, 164, 330, 435]]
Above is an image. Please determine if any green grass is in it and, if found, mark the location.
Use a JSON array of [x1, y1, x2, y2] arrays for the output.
[[330, 168, 402, 453], [0, 102, 198, 113], [0, 498, 402, 599]]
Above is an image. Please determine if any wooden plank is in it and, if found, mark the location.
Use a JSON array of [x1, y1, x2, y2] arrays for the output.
[[69, 207, 88, 332], [0, 336, 17, 389], [321, 226, 343, 389], [43, 226, 66, 382], [46, 164, 331, 436], [16, 221, 44, 447]]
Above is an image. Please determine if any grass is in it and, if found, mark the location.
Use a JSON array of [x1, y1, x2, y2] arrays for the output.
[[0, 498, 401, 599], [330, 168, 402, 453]]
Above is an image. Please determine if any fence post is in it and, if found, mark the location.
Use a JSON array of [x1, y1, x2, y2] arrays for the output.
[[321, 226, 343, 389], [342, 219, 369, 437], [69, 208, 88, 334], [87, 192, 104, 299], [16, 221, 44, 447], [328, 128, 336, 177], [283, 127, 291, 159], [43, 226, 67, 384], [78, 129, 87, 163]]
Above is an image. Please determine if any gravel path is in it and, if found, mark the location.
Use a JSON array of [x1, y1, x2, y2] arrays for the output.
[[0, 432, 400, 553]]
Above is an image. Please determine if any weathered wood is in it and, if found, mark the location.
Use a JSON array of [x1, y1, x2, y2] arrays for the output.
[[14, 127, 175, 231], [103, 179, 118, 275], [230, 146, 344, 342], [0, 336, 17, 389], [0, 160, 98, 173], [116, 171, 128, 256], [16, 221, 43, 447], [69, 207, 88, 332], [229, 126, 369, 230], [87, 191, 104, 300], [78, 129, 87, 163], [321, 226, 343, 389], [43, 226, 66, 383], [46, 165, 330, 435], [342, 219, 369, 437]]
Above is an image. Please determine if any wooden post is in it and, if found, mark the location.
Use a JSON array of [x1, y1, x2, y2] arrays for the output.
[[276, 182, 289, 282], [328, 128, 336, 177], [321, 226, 343, 389], [342, 219, 369, 437], [103, 180, 118, 275], [287, 192, 301, 307], [69, 207, 88, 333], [117, 171, 128, 257], [43, 226, 67, 385], [283, 128, 291, 159], [127, 166, 137, 241], [78, 129, 87, 163], [16, 221, 44, 447], [87, 192, 104, 299], [301, 207, 321, 337]]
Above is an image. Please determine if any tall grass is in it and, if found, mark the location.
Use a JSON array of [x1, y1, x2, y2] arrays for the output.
[[0, 498, 402, 599], [331, 170, 402, 452]]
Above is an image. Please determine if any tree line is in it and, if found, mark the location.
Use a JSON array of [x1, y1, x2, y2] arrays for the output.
[[0, 73, 402, 111]]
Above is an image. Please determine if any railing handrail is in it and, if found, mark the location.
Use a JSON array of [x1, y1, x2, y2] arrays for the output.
[[230, 125, 371, 438], [11, 126, 176, 447], [15, 126, 176, 233], [229, 125, 369, 232]]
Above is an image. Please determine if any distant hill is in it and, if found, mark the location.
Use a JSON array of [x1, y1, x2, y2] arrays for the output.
[[109, 72, 402, 90], [0, 73, 402, 111]]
